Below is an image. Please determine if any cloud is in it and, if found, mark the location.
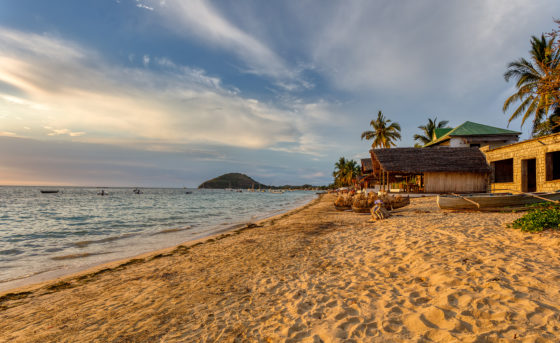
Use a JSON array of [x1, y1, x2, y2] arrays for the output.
[[304, 0, 557, 97], [0, 136, 333, 186], [147, 0, 310, 90], [136, 1, 154, 11], [44, 127, 86, 137], [0, 27, 328, 151]]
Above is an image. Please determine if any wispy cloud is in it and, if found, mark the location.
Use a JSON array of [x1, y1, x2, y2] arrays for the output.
[[147, 0, 311, 90], [0, 27, 330, 153], [44, 127, 86, 137], [136, 1, 154, 11], [304, 0, 555, 97]]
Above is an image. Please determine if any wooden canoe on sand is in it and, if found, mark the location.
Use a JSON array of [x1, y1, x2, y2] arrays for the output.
[[437, 192, 560, 210]]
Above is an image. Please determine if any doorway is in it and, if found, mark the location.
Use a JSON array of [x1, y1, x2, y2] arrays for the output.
[[521, 158, 537, 192]]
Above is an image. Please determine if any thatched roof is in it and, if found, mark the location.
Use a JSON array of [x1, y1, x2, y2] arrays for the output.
[[370, 147, 490, 174], [361, 158, 373, 173]]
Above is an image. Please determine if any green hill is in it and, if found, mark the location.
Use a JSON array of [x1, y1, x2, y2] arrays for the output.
[[198, 173, 266, 189]]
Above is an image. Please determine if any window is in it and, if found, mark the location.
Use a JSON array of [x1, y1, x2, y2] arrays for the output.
[[546, 151, 560, 181], [492, 158, 513, 183]]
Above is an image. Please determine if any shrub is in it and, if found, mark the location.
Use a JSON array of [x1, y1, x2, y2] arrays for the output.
[[510, 205, 560, 232]]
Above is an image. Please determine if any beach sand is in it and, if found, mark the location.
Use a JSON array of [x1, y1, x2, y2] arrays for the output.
[[1, 194, 560, 342]]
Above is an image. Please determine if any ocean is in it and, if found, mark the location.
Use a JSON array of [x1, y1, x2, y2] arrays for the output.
[[0, 186, 316, 291]]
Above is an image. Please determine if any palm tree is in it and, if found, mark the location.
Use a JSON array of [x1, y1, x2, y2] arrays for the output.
[[361, 111, 402, 148], [333, 157, 348, 187], [333, 157, 361, 187], [532, 106, 560, 137], [503, 34, 560, 133], [413, 117, 449, 146], [343, 160, 361, 186]]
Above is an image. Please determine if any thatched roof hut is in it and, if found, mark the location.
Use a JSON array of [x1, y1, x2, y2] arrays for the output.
[[370, 147, 490, 193], [361, 158, 373, 174], [371, 147, 490, 174]]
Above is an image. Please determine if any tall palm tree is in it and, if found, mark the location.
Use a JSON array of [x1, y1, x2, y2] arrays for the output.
[[503, 34, 560, 133], [413, 117, 449, 146], [361, 110, 402, 148]]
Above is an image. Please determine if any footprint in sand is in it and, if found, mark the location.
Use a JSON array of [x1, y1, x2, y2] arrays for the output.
[[336, 316, 362, 338]]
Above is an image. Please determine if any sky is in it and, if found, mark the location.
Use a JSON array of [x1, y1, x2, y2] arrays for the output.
[[0, 0, 558, 187]]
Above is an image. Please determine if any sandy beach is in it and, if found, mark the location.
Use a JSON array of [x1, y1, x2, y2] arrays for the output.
[[1, 194, 560, 342]]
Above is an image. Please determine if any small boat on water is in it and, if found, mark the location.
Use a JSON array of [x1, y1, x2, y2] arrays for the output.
[[40, 190, 59, 194], [437, 192, 560, 211]]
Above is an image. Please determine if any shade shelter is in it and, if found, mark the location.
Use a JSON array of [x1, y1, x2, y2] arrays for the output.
[[370, 147, 490, 193]]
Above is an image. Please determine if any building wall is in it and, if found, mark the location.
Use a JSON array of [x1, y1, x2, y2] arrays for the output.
[[482, 133, 560, 192], [424, 172, 488, 193], [449, 137, 518, 149]]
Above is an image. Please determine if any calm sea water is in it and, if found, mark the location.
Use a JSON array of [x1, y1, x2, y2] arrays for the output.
[[0, 186, 316, 291]]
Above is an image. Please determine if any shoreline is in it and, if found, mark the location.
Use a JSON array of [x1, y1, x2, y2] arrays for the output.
[[0, 194, 321, 296], [3, 194, 560, 342]]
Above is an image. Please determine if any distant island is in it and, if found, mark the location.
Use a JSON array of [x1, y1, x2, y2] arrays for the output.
[[198, 173, 266, 189], [198, 173, 327, 190]]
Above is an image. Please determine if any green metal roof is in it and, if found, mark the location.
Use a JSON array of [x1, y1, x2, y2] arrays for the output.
[[433, 128, 453, 140], [424, 121, 520, 147]]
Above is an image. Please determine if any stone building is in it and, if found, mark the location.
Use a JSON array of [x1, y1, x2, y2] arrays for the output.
[[482, 133, 560, 193]]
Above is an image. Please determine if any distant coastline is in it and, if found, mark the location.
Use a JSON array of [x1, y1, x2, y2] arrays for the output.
[[198, 172, 328, 190]]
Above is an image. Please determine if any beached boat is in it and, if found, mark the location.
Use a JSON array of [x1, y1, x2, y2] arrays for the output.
[[352, 195, 410, 213], [384, 196, 410, 210], [437, 192, 560, 210], [334, 194, 353, 211], [40, 190, 59, 194]]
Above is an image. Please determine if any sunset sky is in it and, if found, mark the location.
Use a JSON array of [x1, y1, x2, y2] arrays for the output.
[[0, 0, 558, 187]]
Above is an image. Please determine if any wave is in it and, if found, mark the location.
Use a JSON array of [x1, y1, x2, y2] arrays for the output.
[[72, 233, 137, 248], [0, 248, 24, 256], [51, 251, 112, 261], [151, 226, 191, 235]]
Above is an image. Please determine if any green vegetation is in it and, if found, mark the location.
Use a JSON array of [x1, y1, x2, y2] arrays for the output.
[[333, 157, 361, 187], [510, 205, 560, 232], [413, 117, 449, 147], [199, 173, 265, 189], [503, 27, 560, 135], [361, 110, 402, 148], [198, 172, 329, 190]]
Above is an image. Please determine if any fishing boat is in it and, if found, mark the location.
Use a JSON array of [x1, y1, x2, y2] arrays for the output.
[[437, 192, 560, 210], [40, 190, 59, 194], [384, 195, 410, 210]]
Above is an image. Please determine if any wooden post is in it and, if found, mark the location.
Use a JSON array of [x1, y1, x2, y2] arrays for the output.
[[387, 172, 390, 192]]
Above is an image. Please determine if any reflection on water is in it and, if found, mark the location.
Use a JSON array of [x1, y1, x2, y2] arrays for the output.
[[0, 187, 315, 290]]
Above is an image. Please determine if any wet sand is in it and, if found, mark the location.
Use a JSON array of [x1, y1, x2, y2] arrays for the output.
[[1, 194, 560, 342]]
